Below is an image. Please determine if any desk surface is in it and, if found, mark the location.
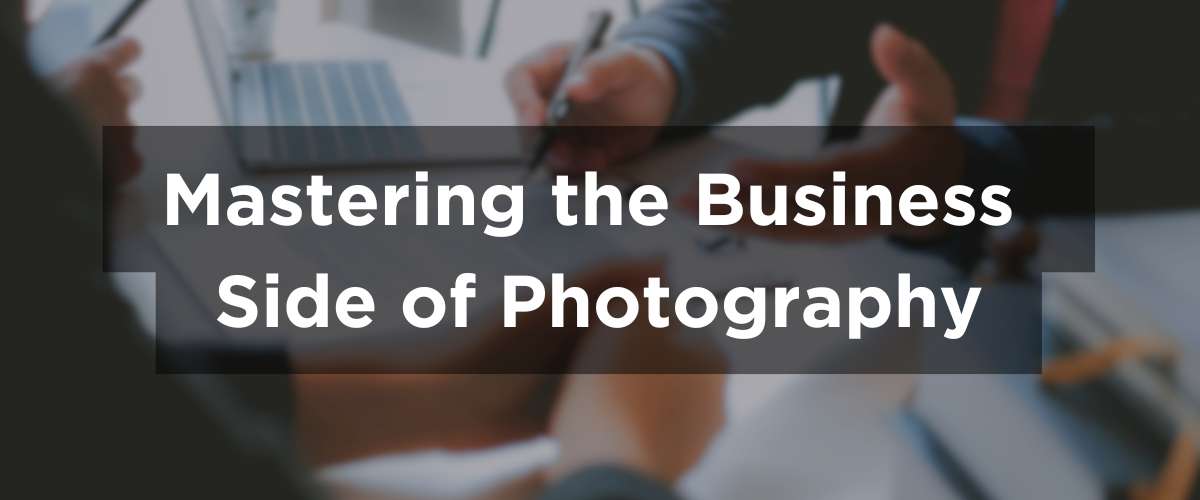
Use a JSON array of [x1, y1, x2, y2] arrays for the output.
[[106, 2, 867, 498], [105, 1, 1123, 496], [107, 2, 1200, 499], [96, 2, 1200, 498]]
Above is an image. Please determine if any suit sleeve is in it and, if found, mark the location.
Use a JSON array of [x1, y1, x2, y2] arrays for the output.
[[617, 0, 873, 125], [898, 117, 1196, 273], [964, 117, 1200, 218]]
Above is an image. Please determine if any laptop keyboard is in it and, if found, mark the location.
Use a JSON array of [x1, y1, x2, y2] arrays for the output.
[[249, 60, 421, 164]]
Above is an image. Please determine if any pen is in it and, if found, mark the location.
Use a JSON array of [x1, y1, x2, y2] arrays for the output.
[[523, 9, 614, 182]]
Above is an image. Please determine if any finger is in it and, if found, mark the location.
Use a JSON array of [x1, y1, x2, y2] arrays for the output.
[[93, 37, 142, 71], [506, 69, 548, 125], [112, 109, 134, 127], [546, 140, 581, 171], [524, 43, 574, 93], [565, 46, 642, 103], [507, 69, 548, 125], [506, 43, 573, 125], [574, 146, 608, 172], [868, 23, 954, 123], [119, 75, 143, 102]]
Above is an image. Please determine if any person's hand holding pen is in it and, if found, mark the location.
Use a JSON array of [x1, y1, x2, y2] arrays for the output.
[[505, 13, 678, 173], [52, 37, 144, 185]]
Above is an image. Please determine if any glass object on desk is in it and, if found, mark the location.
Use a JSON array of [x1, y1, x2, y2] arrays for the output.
[[225, 0, 277, 59]]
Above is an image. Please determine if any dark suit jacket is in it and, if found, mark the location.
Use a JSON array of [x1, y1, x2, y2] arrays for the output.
[[619, 0, 1200, 213], [5, 2, 320, 496], [619, 0, 998, 125], [7, 5, 684, 498]]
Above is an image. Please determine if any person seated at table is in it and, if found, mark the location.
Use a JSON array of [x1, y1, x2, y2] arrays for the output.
[[8, 0, 142, 184], [6, 3, 728, 499], [505, 0, 1199, 270]]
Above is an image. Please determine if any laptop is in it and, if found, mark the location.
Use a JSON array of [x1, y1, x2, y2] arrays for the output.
[[187, 0, 522, 171]]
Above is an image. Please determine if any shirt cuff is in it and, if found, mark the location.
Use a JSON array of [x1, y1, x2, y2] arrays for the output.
[[618, 36, 694, 125], [539, 465, 682, 500], [889, 117, 1029, 273], [955, 116, 1028, 191]]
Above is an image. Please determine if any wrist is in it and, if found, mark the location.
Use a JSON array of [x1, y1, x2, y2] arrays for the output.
[[548, 434, 664, 484], [292, 374, 460, 465], [890, 126, 968, 241], [621, 39, 687, 124], [436, 374, 552, 449], [548, 415, 686, 485]]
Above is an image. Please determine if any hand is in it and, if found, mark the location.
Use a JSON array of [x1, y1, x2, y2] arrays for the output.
[[291, 260, 676, 465], [505, 42, 678, 172], [860, 23, 956, 128], [52, 37, 143, 184], [292, 372, 564, 465], [684, 24, 966, 242], [546, 282, 727, 484]]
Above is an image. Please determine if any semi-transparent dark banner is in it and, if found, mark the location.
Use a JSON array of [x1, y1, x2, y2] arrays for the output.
[[102, 126, 1097, 373]]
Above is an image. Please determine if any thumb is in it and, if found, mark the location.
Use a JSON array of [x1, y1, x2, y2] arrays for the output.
[[93, 37, 142, 71], [565, 47, 642, 103], [868, 24, 955, 125]]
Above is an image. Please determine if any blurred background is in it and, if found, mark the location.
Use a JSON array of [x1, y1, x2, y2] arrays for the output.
[[29, 1, 1198, 498]]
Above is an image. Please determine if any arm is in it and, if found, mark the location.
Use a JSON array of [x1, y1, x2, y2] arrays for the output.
[[157, 334, 561, 466], [536, 272, 727, 499], [957, 110, 1200, 218], [1004, 118, 1200, 216], [502, 0, 876, 170], [162, 261, 687, 466], [9, 34, 321, 498], [618, 0, 871, 125], [902, 113, 1200, 274]]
